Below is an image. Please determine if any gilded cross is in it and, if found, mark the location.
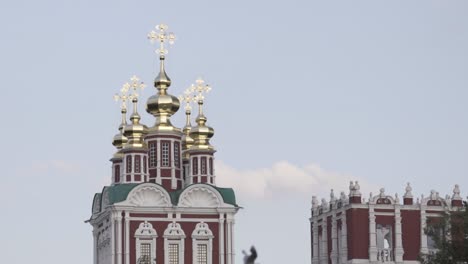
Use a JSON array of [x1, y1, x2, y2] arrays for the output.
[[190, 78, 211, 103], [147, 24, 176, 56]]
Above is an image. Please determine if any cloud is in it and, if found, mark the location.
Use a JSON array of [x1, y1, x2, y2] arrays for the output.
[[215, 160, 377, 201]]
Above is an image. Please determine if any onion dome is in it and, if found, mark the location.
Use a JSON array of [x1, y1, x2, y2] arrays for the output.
[[146, 24, 180, 132], [189, 100, 215, 151], [124, 97, 148, 149], [112, 108, 128, 156], [146, 56, 180, 132]]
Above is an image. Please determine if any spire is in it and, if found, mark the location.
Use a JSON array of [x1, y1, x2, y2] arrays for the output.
[[146, 24, 180, 131], [122, 76, 148, 149], [112, 84, 130, 155], [179, 89, 195, 152], [189, 78, 215, 151]]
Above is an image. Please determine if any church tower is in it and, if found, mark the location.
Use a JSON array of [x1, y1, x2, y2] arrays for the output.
[[87, 24, 240, 264]]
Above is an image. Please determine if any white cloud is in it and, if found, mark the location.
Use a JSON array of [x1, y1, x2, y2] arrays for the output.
[[215, 160, 378, 201]]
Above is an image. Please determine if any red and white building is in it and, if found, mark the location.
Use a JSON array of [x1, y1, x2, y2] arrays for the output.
[[87, 25, 239, 264], [310, 182, 464, 264]]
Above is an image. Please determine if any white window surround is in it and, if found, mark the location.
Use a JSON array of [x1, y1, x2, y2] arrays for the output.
[[164, 222, 186, 264], [135, 221, 158, 264], [192, 222, 214, 264]]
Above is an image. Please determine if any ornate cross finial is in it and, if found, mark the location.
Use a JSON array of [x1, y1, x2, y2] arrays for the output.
[[190, 78, 212, 102], [126, 75, 146, 103], [113, 83, 130, 110], [178, 88, 197, 111], [147, 24, 176, 56]]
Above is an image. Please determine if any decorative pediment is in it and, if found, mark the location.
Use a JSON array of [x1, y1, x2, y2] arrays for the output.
[[370, 188, 396, 205], [135, 221, 158, 238], [178, 185, 223, 208], [163, 222, 186, 239], [118, 183, 171, 207], [192, 222, 214, 239]]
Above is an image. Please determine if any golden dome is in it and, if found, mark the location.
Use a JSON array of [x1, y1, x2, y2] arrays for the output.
[[189, 100, 215, 151], [182, 109, 195, 155], [146, 56, 181, 132], [124, 98, 148, 149], [112, 108, 128, 157]]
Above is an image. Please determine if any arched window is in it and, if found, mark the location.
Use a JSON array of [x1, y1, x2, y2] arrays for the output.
[[135, 221, 158, 264], [192, 222, 214, 264], [164, 222, 186, 264]]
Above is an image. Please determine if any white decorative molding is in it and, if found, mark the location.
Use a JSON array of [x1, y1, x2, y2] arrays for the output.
[[117, 183, 172, 207], [178, 185, 224, 208], [135, 221, 157, 264], [192, 222, 214, 264], [164, 222, 185, 264], [369, 188, 395, 205]]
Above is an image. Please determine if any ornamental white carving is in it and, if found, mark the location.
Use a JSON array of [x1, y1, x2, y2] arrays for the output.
[[135, 221, 158, 238], [125, 184, 172, 207], [192, 222, 214, 238], [178, 186, 222, 207], [164, 222, 186, 238]]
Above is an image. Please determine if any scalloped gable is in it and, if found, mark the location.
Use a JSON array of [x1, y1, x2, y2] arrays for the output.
[[91, 182, 238, 211], [116, 183, 172, 207]]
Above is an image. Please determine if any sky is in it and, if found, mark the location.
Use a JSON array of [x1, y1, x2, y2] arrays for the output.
[[1, 1, 468, 264]]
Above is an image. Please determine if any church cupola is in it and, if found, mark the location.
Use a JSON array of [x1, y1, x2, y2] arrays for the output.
[[179, 90, 196, 186], [186, 78, 216, 185], [110, 86, 130, 185], [121, 76, 149, 184], [144, 25, 184, 190], [146, 24, 180, 132]]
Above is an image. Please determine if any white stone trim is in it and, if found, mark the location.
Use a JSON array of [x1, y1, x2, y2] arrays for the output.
[[116, 212, 123, 264], [116, 183, 172, 207], [135, 221, 158, 264], [192, 222, 214, 264], [368, 206, 377, 262], [125, 212, 130, 264], [164, 222, 185, 264], [219, 215, 225, 264], [312, 218, 319, 264], [340, 212, 348, 264]]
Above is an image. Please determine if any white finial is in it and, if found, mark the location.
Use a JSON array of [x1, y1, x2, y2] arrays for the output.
[[312, 196, 319, 209], [404, 182, 413, 198], [340, 191, 347, 201], [321, 198, 328, 209], [354, 181, 361, 195], [330, 189, 336, 202], [453, 184, 462, 200], [395, 193, 400, 204], [379, 188, 385, 197]]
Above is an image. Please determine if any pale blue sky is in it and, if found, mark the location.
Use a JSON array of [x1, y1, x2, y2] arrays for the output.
[[1, 1, 468, 264]]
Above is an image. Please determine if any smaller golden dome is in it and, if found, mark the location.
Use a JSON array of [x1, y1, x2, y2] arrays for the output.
[[189, 100, 215, 151], [124, 98, 148, 150], [182, 109, 195, 154], [146, 56, 181, 132], [111, 108, 128, 159]]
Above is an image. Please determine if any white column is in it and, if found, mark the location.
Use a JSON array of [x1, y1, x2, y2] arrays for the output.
[[420, 206, 428, 254], [340, 213, 348, 264], [231, 219, 236, 264], [226, 215, 232, 264], [111, 213, 116, 264], [320, 219, 328, 264], [394, 206, 404, 263], [156, 140, 161, 184], [330, 213, 338, 264], [125, 212, 130, 264], [219, 214, 225, 264], [197, 156, 201, 183], [116, 212, 123, 264], [170, 139, 176, 189], [93, 227, 98, 264], [312, 219, 319, 264], [369, 206, 377, 263]]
